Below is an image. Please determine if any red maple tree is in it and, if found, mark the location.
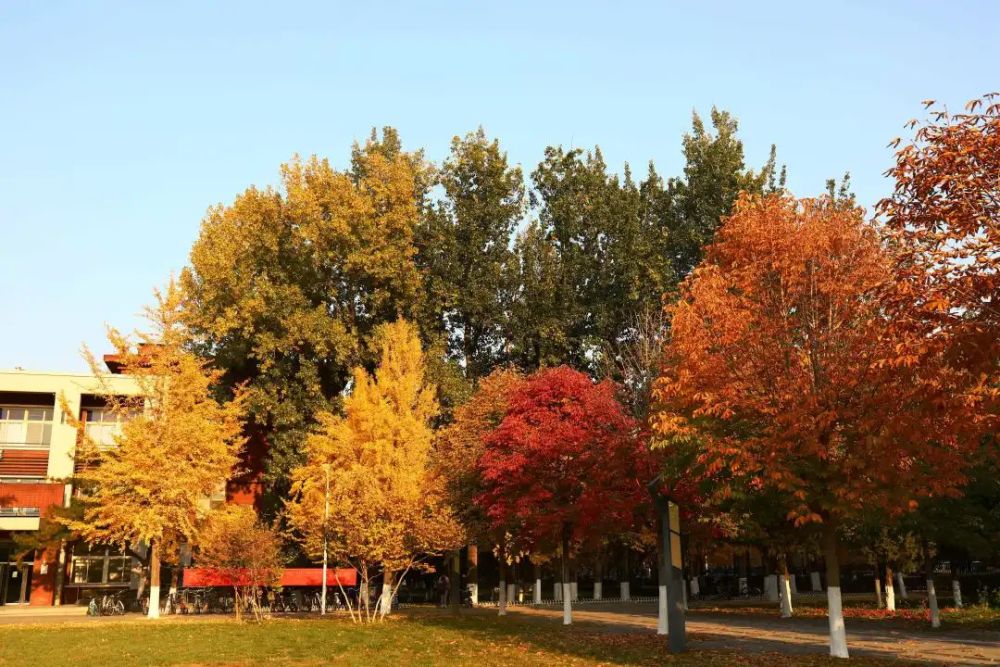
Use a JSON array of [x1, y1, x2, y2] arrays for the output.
[[476, 367, 649, 580]]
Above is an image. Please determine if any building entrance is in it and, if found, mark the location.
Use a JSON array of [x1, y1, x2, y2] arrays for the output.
[[0, 561, 32, 604]]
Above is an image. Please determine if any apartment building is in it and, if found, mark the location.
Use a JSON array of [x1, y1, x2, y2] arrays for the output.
[[0, 361, 139, 605]]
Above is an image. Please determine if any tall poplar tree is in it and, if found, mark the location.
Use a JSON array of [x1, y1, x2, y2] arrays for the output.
[[666, 108, 780, 277], [418, 128, 525, 381]]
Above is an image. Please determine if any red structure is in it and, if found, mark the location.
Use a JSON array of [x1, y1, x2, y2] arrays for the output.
[[184, 567, 357, 588]]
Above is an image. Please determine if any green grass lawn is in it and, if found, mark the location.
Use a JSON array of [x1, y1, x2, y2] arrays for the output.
[[0, 611, 917, 667]]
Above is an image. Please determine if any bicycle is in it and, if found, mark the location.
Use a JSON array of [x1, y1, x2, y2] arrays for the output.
[[87, 591, 126, 616]]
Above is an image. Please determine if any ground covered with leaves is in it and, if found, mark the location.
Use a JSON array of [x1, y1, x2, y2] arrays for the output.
[[0, 612, 916, 667], [690, 598, 1000, 630]]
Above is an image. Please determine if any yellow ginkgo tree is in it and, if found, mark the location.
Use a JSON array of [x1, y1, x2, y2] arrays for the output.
[[62, 279, 246, 618], [287, 318, 463, 622]]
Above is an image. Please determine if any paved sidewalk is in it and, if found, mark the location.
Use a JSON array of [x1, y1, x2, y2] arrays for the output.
[[506, 603, 1000, 665], [0, 605, 89, 625]]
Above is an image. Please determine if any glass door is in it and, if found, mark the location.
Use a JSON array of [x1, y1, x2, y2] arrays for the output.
[[1, 562, 31, 604]]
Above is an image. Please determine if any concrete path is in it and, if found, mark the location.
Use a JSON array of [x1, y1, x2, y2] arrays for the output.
[[506, 603, 1000, 665], [0, 605, 88, 625]]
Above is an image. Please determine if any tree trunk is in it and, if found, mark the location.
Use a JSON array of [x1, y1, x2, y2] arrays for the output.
[[896, 571, 908, 599], [147, 539, 161, 619], [779, 554, 794, 618], [885, 564, 896, 611], [53, 542, 66, 607], [561, 531, 572, 625], [593, 558, 602, 601], [169, 566, 179, 598], [923, 540, 940, 628], [822, 521, 848, 658], [467, 543, 478, 605], [952, 579, 963, 608], [873, 561, 884, 609], [498, 558, 507, 616], [620, 547, 630, 601], [379, 569, 393, 618], [533, 562, 542, 604], [810, 570, 822, 592], [449, 549, 461, 611], [737, 546, 749, 596]]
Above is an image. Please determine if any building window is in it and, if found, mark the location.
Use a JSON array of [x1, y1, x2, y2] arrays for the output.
[[82, 408, 131, 449], [0, 406, 53, 448], [70, 545, 131, 585]]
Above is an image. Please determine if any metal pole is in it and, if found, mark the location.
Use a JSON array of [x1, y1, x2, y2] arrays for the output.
[[321, 464, 329, 615], [664, 499, 686, 652], [647, 477, 686, 653]]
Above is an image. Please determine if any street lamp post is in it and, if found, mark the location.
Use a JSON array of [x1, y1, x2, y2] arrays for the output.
[[321, 463, 330, 615]]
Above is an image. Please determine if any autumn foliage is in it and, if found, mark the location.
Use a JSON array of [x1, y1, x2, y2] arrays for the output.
[[286, 319, 463, 621], [653, 194, 971, 526], [878, 94, 1000, 427], [476, 367, 649, 554]]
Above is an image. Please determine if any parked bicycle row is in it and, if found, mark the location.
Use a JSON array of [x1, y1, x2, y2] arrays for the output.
[[85, 587, 356, 616]]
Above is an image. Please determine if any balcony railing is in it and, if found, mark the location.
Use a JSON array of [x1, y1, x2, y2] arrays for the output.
[[0, 423, 53, 450], [0, 507, 41, 518], [84, 422, 123, 449]]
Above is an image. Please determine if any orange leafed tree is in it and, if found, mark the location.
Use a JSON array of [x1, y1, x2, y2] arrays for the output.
[[877, 93, 1000, 427], [653, 193, 971, 658]]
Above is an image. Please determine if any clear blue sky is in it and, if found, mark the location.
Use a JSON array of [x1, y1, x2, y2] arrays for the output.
[[2, 1, 997, 371]]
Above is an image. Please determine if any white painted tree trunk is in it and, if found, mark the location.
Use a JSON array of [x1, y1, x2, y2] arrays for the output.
[[148, 582, 160, 618], [896, 572, 907, 599], [534, 578, 542, 604], [827, 586, 849, 658], [554, 579, 562, 602], [380, 580, 393, 616], [885, 577, 896, 611], [952, 579, 963, 608], [738, 576, 748, 595], [811, 571, 822, 592], [562, 582, 572, 625], [147, 539, 161, 619], [570, 580, 578, 602], [620, 581, 630, 601], [657, 584, 668, 635], [823, 524, 849, 658], [593, 581, 602, 600], [498, 576, 507, 616], [780, 575, 794, 618], [689, 577, 699, 596], [927, 579, 940, 628], [469, 583, 478, 605], [874, 576, 884, 608]]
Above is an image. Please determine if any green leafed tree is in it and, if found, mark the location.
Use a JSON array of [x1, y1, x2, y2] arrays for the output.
[[666, 108, 781, 277], [181, 128, 432, 500], [417, 128, 525, 382]]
